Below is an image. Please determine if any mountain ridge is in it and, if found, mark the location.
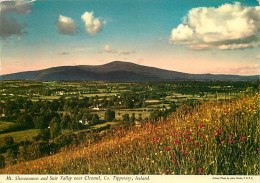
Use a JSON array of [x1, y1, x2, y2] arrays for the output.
[[0, 61, 259, 81]]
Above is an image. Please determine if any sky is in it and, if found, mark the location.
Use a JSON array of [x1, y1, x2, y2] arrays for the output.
[[0, 0, 260, 76]]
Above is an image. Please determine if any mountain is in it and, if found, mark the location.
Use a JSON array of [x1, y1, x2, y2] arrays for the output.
[[0, 61, 258, 81]]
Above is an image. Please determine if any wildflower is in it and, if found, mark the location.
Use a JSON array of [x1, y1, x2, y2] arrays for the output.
[[108, 168, 110, 171], [241, 136, 245, 140], [160, 143, 163, 145], [185, 171, 187, 174], [194, 142, 198, 146], [183, 147, 187, 150], [214, 131, 218, 135], [160, 150, 163, 154], [229, 135, 233, 138], [257, 148, 259, 151], [198, 132, 201, 136], [174, 163, 178, 167], [221, 140, 224, 144], [218, 129, 222, 132], [188, 138, 192, 142], [155, 153, 158, 156], [171, 154, 174, 157], [185, 135, 188, 139], [152, 160, 154, 163], [165, 170, 169, 173], [233, 140, 236, 143], [198, 167, 202, 174], [228, 140, 232, 143], [171, 171, 175, 175], [175, 140, 180, 144], [165, 147, 170, 151], [199, 124, 203, 128], [173, 159, 176, 162], [187, 131, 191, 135], [183, 152, 187, 156]]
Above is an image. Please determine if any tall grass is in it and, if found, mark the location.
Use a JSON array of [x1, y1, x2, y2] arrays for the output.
[[1, 93, 259, 175]]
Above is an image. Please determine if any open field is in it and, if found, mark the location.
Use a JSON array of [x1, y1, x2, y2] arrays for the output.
[[91, 122, 118, 129], [81, 93, 118, 97], [0, 121, 16, 132], [0, 129, 40, 143]]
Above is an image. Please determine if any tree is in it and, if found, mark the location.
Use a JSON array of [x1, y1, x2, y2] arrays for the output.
[[49, 117, 61, 139], [61, 114, 71, 129], [69, 120, 80, 131], [2, 136, 14, 146], [131, 113, 135, 126], [6, 147, 18, 160], [16, 114, 34, 129], [33, 116, 46, 129], [105, 109, 115, 122], [0, 155, 5, 168], [130, 113, 136, 123], [138, 113, 142, 121], [122, 114, 130, 126], [35, 129, 50, 141], [90, 114, 99, 125]]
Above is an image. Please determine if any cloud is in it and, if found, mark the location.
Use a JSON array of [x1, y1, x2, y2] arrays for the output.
[[0, 0, 32, 37], [56, 15, 77, 35], [120, 50, 136, 55], [0, 16, 25, 37], [81, 11, 103, 35], [99, 44, 117, 53], [169, 2, 260, 50]]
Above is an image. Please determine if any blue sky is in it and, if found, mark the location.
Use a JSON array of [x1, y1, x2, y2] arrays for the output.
[[1, 0, 260, 75]]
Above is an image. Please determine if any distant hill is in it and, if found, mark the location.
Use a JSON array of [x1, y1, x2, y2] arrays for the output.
[[0, 61, 258, 81]]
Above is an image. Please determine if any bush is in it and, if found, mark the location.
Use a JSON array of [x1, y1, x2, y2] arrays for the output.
[[2, 136, 14, 146], [16, 114, 34, 129], [0, 155, 5, 169]]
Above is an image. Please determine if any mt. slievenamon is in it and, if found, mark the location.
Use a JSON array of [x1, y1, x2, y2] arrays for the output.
[[0, 61, 258, 81]]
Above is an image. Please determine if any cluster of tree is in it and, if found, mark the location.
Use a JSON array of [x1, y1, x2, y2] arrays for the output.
[[0, 125, 111, 166]]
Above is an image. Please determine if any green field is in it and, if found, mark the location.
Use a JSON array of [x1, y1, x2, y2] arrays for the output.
[[81, 93, 118, 97], [92, 122, 118, 129], [0, 129, 41, 143], [40, 96, 60, 100], [0, 121, 16, 132]]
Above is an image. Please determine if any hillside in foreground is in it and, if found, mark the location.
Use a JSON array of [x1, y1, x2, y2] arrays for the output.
[[0, 93, 259, 175]]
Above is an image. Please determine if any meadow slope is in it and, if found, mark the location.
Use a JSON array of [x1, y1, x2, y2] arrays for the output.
[[1, 93, 259, 175]]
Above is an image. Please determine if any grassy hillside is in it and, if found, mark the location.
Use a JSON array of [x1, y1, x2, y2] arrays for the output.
[[1, 93, 259, 175]]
